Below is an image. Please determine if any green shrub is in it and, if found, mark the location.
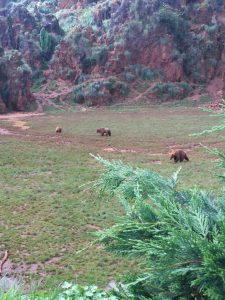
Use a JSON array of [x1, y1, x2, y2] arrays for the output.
[[153, 82, 192, 101], [0, 282, 118, 299], [81, 57, 97, 73], [124, 50, 131, 59], [56, 5, 97, 33], [179, 82, 193, 95], [0, 83, 10, 104], [182, 48, 204, 82], [153, 82, 179, 100], [16, 63, 32, 75], [72, 86, 85, 104], [157, 5, 189, 47], [57, 282, 118, 300], [81, 45, 108, 73], [204, 24, 218, 34], [31, 77, 46, 93], [123, 72, 136, 82], [126, 20, 143, 38], [79, 6, 96, 27], [125, 65, 160, 81], [199, 95, 212, 104], [91, 154, 225, 299], [72, 78, 129, 105], [39, 28, 57, 60]]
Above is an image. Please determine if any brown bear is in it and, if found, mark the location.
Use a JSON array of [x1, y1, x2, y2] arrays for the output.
[[55, 126, 62, 133], [96, 128, 111, 136], [170, 149, 189, 163]]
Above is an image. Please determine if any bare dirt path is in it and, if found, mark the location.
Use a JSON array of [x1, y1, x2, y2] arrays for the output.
[[126, 80, 161, 104], [0, 112, 45, 135], [33, 78, 75, 112], [0, 112, 45, 120]]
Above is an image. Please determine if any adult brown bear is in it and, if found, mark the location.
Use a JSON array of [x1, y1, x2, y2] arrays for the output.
[[55, 126, 62, 133], [170, 149, 189, 163], [96, 128, 111, 136]]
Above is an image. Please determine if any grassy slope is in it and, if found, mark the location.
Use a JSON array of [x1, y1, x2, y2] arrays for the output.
[[0, 106, 223, 289]]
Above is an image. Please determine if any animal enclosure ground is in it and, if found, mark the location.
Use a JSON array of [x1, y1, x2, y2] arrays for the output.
[[0, 106, 223, 290]]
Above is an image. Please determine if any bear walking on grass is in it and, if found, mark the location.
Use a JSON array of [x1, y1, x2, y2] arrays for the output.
[[170, 149, 189, 163], [55, 126, 62, 133], [96, 128, 111, 136]]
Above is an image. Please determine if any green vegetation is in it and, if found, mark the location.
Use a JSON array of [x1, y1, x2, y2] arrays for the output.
[[152, 82, 192, 101], [92, 153, 225, 299], [40, 28, 57, 60], [25, 101, 38, 112], [72, 77, 129, 105], [37, 0, 58, 14], [0, 83, 10, 104], [56, 6, 96, 33], [124, 65, 160, 82], [0, 282, 118, 299], [90, 107, 225, 299], [162, 94, 212, 108], [157, 5, 189, 47], [82, 45, 108, 73], [17, 64, 32, 76], [31, 77, 46, 93]]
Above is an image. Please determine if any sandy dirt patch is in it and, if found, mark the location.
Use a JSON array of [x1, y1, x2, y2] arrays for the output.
[[2, 256, 61, 277], [13, 121, 30, 130], [0, 128, 13, 135], [86, 224, 101, 231], [0, 112, 44, 135], [169, 143, 200, 152], [0, 112, 44, 120], [104, 147, 137, 153], [151, 160, 162, 164]]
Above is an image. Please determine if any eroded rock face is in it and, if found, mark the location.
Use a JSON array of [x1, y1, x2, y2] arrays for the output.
[[123, 34, 184, 82], [58, 0, 79, 9], [2, 0, 225, 110], [0, 1, 63, 112], [41, 0, 225, 105], [58, 0, 98, 9], [0, 50, 34, 112], [0, 5, 40, 112], [50, 40, 82, 81]]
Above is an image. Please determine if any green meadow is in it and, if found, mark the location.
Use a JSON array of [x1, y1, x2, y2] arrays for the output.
[[0, 106, 223, 289]]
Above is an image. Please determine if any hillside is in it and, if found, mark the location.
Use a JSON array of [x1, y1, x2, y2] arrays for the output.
[[0, 0, 225, 112]]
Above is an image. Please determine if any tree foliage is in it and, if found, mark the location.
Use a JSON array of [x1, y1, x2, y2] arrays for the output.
[[91, 155, 225, 300]]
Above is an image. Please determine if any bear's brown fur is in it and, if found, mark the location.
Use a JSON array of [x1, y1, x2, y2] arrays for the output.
[[170, 149, 189, 163], [55, 126, 62, 133], [96, 128, 111, 136]]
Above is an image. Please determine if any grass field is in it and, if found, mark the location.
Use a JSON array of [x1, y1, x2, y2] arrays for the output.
[[0, 105, 224, 290]]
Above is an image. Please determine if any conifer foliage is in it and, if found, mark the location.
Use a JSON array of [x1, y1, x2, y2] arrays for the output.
[[92, 155, 225, 300]]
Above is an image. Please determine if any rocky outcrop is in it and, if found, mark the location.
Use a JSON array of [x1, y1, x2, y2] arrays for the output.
[[0, 1, 62, 112], [1, 0, 225, 111], [50, 40, 82, 81], [50, 0, 225, 104], [58, 0, 98, 10], [0, 50, 34, 112]]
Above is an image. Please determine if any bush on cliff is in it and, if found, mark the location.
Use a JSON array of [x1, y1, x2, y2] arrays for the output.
[[40, 28, 57, 60], [72, 77, 129, 106], [152, 81, 192, 101]]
